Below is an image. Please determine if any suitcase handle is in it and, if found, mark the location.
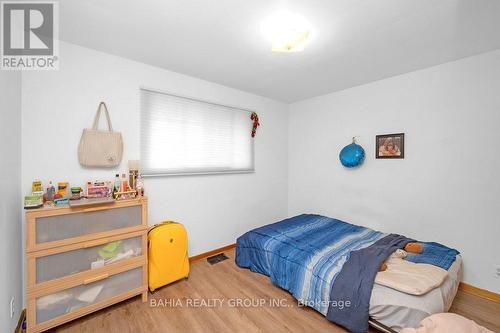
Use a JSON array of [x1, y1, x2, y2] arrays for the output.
[[148, 220, 177, 235]]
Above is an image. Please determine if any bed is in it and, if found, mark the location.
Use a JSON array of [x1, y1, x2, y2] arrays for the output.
[[236, 214, 461, 333]]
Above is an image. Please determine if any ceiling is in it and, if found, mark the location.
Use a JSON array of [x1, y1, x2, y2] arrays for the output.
[[59, 0, 500, 103]]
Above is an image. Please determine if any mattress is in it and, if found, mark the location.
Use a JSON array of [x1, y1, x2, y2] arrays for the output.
[[370, 255, 462, 332]]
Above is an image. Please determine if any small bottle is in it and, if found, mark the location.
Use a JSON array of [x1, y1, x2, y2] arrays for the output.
[[113, 174, 121, 193], [46, 181, 55, 202], [136, 174, 144, 197], [129, 170, 138, 190], [121, 173, 129, 192]]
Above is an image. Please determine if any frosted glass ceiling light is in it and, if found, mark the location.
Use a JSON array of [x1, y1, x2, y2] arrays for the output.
[[262, 11, 311, 52]]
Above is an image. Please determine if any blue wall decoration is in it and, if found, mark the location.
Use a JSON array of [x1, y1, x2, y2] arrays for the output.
[[339, 137, 365, 168]]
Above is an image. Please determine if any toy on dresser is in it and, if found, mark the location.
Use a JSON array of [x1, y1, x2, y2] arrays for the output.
[[86, 180, 112, 199]]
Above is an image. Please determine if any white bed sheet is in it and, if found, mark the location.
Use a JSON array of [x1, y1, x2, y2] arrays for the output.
[[369, 255, 462, 332]]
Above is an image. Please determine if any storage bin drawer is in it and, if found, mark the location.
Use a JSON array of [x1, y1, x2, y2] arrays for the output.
[[36, 236, 143, 284], [35, 205, 142, 245], [35, 267, 142, 324]]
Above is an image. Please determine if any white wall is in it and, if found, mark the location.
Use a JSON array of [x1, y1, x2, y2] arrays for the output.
[[0, 71, 23, 331], [288, 50, 500, 293], [22, 41, 289, 258]]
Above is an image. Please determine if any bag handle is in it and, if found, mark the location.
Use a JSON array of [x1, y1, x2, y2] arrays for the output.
[[92, 102, 113, 132]]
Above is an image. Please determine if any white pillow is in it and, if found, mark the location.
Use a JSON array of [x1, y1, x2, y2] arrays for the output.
[[401, 313, 494, 333], [375, 256, 447, 295]]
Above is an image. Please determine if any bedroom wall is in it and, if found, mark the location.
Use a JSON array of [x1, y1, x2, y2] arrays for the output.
[[288, 50, 500, 293], [21, 41, 289, 258], [0, 72, 23, 331]]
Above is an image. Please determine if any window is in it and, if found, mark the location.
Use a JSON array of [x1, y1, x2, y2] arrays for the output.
[[140, 88, 255, 176]]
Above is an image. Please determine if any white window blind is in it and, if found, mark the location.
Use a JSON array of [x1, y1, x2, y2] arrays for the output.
[[140, 89, 255, 176]]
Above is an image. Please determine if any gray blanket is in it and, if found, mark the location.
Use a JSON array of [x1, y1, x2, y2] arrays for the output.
[[326, 234, 414, 333]]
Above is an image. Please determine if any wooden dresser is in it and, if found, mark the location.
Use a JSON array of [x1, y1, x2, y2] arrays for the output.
[[25, 198, 148, 333]]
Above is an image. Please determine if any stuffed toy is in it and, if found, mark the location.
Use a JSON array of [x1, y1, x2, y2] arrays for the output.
[[405, 242, 423, 254], [379, 243, 422, 271]]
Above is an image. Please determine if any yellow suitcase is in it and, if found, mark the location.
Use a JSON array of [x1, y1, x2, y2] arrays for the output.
[[148, 221, 189, 291]]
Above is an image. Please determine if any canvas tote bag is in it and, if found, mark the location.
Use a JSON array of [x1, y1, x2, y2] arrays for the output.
[[78, 102, 123, 167]]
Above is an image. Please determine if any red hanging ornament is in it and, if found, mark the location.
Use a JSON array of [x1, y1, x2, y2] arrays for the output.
[[250, 112, 260, 137]]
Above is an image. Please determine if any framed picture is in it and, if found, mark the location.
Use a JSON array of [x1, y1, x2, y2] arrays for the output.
[[376, 133, 404, 159]]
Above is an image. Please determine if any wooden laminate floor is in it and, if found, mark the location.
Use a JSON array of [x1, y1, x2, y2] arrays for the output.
[[54, 249, 500, 333]]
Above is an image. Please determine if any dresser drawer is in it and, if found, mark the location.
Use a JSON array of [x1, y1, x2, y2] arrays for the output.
[[28, 232, 144, 287], [33, 266, 143, 325], [37, 205, 141, 243], [27, 202, 146, 252]]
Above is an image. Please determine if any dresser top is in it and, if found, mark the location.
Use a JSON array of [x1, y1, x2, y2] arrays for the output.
[[25, 197, 148, 218]]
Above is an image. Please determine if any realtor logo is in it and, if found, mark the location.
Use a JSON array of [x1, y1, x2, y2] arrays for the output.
[[1, 1, 59, 70]]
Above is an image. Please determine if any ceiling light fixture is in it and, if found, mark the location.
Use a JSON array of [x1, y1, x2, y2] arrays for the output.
[[261, 11, 311, 53]]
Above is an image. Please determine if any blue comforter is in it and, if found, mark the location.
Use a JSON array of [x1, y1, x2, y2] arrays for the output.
[[236, 214, 459, 333], [236, 214, 386, 315]]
